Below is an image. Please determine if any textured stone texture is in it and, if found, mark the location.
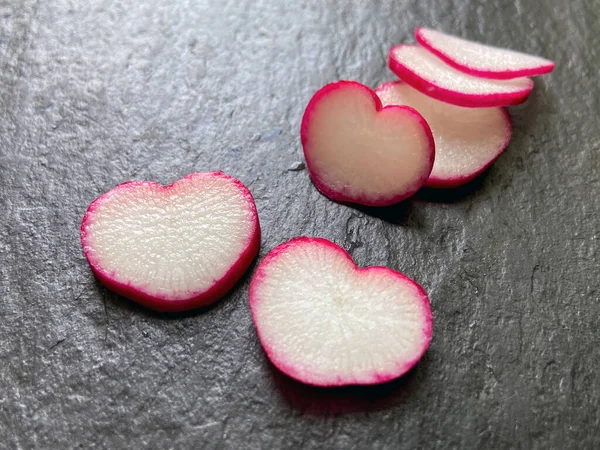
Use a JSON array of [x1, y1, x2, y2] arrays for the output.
[[0, 0, 598, 448]]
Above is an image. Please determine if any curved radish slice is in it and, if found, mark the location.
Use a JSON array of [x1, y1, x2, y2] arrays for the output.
[[416, 27, 555, 80], [81, 172, 260, 312], [388, 45, 534, 108], [376, 81, 512, 188], [249, 237, 432, 387], [301, 81, 435, 207]]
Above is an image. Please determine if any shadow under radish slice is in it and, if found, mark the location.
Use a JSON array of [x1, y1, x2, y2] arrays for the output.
[[388, 45, 534, 108], [301, 81, 434, 207], [415, 27, 555, 80], [376, 81, 512, 188], [81, 172, 260, 312], [249, 237, 432, 387]]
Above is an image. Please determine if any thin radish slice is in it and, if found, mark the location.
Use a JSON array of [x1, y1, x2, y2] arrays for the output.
[[249, 237, 432, 387], [81, 172, 260, 312], [376, 81, 512, 188], [416, 27, 555, 80], [301, 81, 434, 207], [388, 45, 534, 107]]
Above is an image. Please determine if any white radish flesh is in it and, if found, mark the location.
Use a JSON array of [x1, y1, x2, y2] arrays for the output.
[[376, 81, 512, 188], [416, 27, 555, 80], [388, 45, 534, 108], [81, 172, 260, 312], [301, 80, 435, 206], [249, 237, 432, 387]]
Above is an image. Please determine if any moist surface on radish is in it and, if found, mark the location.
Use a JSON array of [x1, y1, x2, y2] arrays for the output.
[[376, 81, 512, 188], [249, 237, 432, 387], [81, 172, 260, 312], [415, 27, 555, 80], [388, 45, 534, 108], [301, 81, 434, 207]]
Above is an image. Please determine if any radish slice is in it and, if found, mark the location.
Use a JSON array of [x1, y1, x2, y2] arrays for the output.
[[301, 81, 435, 207], [376, 81, 512, 188], [81, 172, 260, 312], [249, 237, 432, 387], [388, 45, 534, 108], [416, 27, 555, 80]]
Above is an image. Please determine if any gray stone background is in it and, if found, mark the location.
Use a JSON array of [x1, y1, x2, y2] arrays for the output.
[[0, 0, 598, 448]]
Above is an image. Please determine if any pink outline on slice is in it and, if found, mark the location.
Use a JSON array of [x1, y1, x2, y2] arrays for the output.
[[81, 172, 260, 312], [301, 81, 435, 207], [376, 81, 512, 188], [416, 27, 555, 80], [249, 237, 433, 387], [388, 45, 534, 107]]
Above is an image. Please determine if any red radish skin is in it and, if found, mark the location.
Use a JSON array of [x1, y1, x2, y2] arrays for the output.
[[388, 45, 534, 108], [415, 27, 555, 80], [301, 81, 435, 207], [249, 237, 433, 387], [376, 81, 512, 188], [81, 172, 260, 312]]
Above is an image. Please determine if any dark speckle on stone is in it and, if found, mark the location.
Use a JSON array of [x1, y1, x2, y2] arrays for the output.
[[287, 161, 305, 172], [0, 0, 598, 448]]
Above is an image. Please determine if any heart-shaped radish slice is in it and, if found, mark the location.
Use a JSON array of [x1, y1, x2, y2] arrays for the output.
[[416, 27, 555, 80], [81, 172, 260, 312], [249, 237, 432, 387], [388, 45, 534, 107], [301, 81, 434, 207], [376, 81, 512, 188]]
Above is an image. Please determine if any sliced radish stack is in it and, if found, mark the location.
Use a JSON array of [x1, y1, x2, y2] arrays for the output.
[[249, 237, 432, 386], [301, 81, 435, 206], [388, 45, 534, 107], [81, 172, 260, 312], [376, 81, 512, 188], [415, 27, 555, 80]]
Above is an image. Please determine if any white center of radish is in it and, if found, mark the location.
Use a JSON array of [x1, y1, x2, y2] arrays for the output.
[[83, 175, 256, 300], [251, 240, 431, 385], [304, 84, 433, 203]]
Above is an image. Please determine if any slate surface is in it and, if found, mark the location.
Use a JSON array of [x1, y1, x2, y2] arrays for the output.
[[1, 0, 599, 448]]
